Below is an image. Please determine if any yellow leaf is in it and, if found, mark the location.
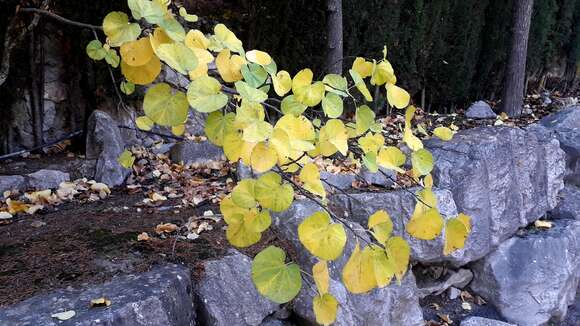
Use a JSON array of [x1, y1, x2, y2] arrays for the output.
[[342, 243, 377, 293], [370, 60, 396, 86], [319, 119, 348, 156], [292, 69, 325, 107], [313, 293, 338, 326], [369, 245, 395, 287], [216, 49, 245, 83], [272, 71, 292, 97], [136, 116, 154, 131], [226, 213, 261, 247], [250, 142, 278, 173], [220, 196, 252, 223], [358, 133, 384, 154], [377, 146, 406, 172], [184, 29, 210, 50], [121, 55, 161, 85], [313, 260, 330, 295], [189, 62, 209, 80], [214, 24, 243, 53], [406, 205, 444, 240], [433, 126, 455, 141], [120, 38, 154, 67], [385, 236, 410, 283], [443, 214, 471, 255], [171, 124, 185, 136], [386, 83, 410, 109], [299, 163, 326, 198], [368, 210, 393, 244], [243, 121, 273, 143], [274, 115, 316, 151], [352, 57, 373, 78], [298, 211, 347, 260], [149, 27, 173, 59], [222, 131, 245, 161], [246, 50, 272, 66]]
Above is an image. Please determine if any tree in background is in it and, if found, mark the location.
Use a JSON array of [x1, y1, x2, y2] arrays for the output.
[[325, 0, 343, 74], [502, 0, 535, 116]]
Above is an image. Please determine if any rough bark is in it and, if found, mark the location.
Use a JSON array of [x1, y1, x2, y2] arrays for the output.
[[325, 0, 343, 74], [501, 0, 534, 117]]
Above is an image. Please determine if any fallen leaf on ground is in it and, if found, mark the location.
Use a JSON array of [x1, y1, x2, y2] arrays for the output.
[[90, 182, 111, 199], [150, 192, 168, 202], [0, 212, 13, 219], [51, 310, 76, 320], [534, 220, 553, 229], [155, 223, 178, 234], [461, 302, 472, 311], [137, 232, 150, 241], [26, 205, 44, 215], [30, 220, 46, 228], [6, 199, 29, 214], [437, 313, 453, 324], [90, 297, 111, 307]]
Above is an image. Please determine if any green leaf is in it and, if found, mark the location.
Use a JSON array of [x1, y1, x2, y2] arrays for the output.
[[252, 246, 302, 304], [158, 17, 186, 42], [281, 95, 307, 116], [349, 69, 372, 102], [235, 81, 268, 103], [143, 83, 188, 127], [355, 105, 375, 135], [231, 179, 257, 208], [187, 76, 229, 113], [102, 12, 141, 47], [411, 148, 434, 176], [322, 74, 348, 96], [322, 93, 344, 118], [86, 40, 107, 60], [254, 172, 294, 212], [241, 63, 268, 88], [118, 149, 135, 169], [205, 111, 235, 146], [120, 81, 135, 95], [128, 0, 165, 23], [104, 48, 120, 68], [156, 42, 198, 74], [179, 7, 198, 22]]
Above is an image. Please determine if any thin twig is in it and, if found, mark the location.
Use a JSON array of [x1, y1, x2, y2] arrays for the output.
[[18, 8, 103, 30], [0, 130, 83, 161], [118, 125, 185, 141], [275, 169, 371, 246]]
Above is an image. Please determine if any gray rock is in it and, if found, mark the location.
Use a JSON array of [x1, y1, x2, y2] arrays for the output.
[[0, 175, 26, 195], [195, 250, 279, 326], [465, 101, 496, 119], [169, 141, 224, 165], [0, 264, 195, 326], [460, 316, 516, 326], [417, 269, 473, 298], [236, 162, 262, 180], [361, 167, 396, 188], [333, 189, 472, 265], [537, 105, 580, 186], [273, 200, 424, 326], [321, 171, 356, 191], [549, 185, 580, 220], [26, 169, 69, 190], [86, 110, 130, 187], [426, 126, 566, 261], [471, 219, 580, 326], [448, 287, 461, 300]]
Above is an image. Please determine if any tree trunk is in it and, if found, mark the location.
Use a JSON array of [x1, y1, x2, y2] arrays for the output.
[[325, 0, 343, 74], [501, 0, 534, 117]]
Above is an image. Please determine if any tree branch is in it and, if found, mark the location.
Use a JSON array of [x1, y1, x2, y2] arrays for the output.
[[18, 8, 103, 30]]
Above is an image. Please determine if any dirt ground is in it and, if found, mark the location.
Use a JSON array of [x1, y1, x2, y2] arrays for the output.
[[0, 189, 292, 307]]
